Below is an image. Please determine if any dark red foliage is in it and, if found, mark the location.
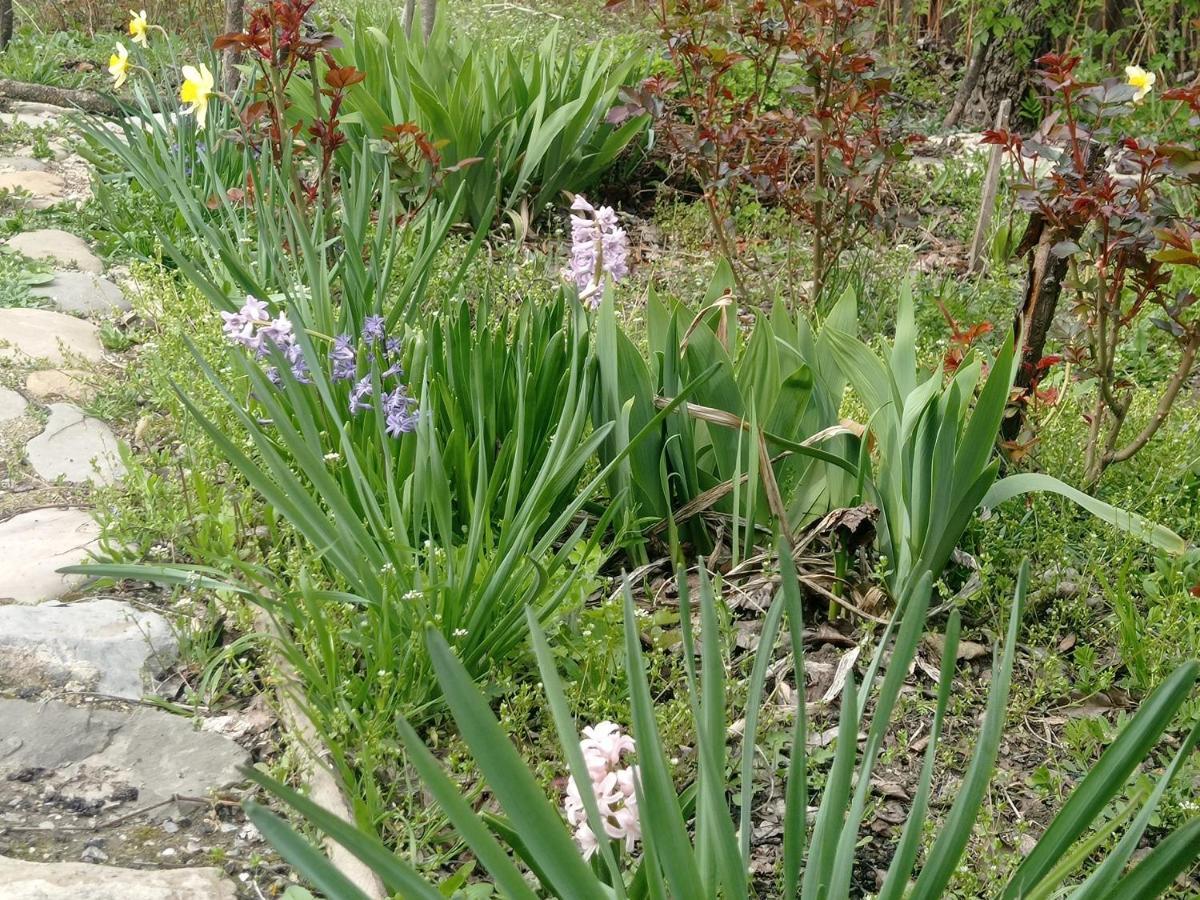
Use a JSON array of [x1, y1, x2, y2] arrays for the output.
[[616, 0, 914, 300], [214, 0, 447, 222], [995, 53, 1200, 481]]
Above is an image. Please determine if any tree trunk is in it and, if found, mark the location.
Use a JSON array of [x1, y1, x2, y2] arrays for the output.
[[0, 77, 123, 114], [942, 36, 989, 129], [223, 0, 245, 94], [403, 0, 415, 37], [1002, 141, 1103, 443], [946, 0, 1055, 130], [0, 0, 14, 52], [421, 0, 437, 40]]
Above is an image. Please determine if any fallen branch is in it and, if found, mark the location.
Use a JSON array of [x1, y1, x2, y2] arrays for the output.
[[0, 78, 122, 116]]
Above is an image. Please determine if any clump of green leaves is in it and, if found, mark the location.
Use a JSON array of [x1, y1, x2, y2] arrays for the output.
[[310, 13, 649, 228], [245, 550, 1200, 899]]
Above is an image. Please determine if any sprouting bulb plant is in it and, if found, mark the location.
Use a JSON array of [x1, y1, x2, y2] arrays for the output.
[[220, 295, 309, 385], [128, 9, 150, 47], [563, 194, 629, 306], [562, 722, 641, 859]]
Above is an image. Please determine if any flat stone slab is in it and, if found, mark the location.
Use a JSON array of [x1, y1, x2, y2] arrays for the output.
[[4, 101, 70, 129], [0, 598, 178, 700], [0, 156, 48, 173], [6, 229, 103, 274], [0, 855, 237, 899], [0, 171, 66, 209], [0, 508, 100, 604], [0, 308, 104, 365], [0, 385, 27, 422], [31, 272, 128, 314], [25, 403, 125, 485], [25, 368, 95, 403], [0, 698, 249, 816]]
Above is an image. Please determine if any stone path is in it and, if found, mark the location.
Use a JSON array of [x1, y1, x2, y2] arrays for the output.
[[0, 101, 247, 897]]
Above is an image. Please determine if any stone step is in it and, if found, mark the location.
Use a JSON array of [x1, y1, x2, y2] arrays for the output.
[[0, 308, 104, 366], [25, 369, 96, 404], [0, 508, 100, 605], [25, 403, 125, 486], [0, 598, 178, 700], [0, 698, 249, 821], [0, 855, 236, 899], [0, 170, 66, 209], [0, 386, 28, 423], [5, 229, 104, 274], [32, 272, 129, 315]]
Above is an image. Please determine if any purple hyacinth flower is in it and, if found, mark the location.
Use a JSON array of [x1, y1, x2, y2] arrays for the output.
[[258, 313, 295, 351], [329, 334, 357, 382], [362, 315, 386, 345], [383, 387, 419, 437], [349, 376, 373, 414], [284, 342, 312, 384], [562, 194, 629, 307]]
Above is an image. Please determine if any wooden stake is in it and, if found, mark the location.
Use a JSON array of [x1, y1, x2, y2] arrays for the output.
[[968, 98, 1010, 274]]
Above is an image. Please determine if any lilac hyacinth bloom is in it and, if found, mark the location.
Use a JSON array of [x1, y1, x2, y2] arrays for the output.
[[383, 387, 419, 437], [349, 376, 373, 414], [284, 342, 312, 384], [257, 313, 295, 357], [220, 295, 271, 350], [562, 194, 629, 307], [329, 334, 357, 382], [362, 315, 386, 345]]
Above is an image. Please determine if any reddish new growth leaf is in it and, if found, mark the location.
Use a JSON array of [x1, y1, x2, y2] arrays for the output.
[[324, 65, 365, 90]]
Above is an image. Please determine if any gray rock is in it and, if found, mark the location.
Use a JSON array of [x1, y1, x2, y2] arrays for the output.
[[4, 101, 70, 130], [25, 403, 125, 485], [24, 368, 95, 403], [80, 845, 109, 863], [6, 229, 104, 274], [0, 598, 178, 700], [0, 386, 28, 422], [0, 308, 104, 365], [0, 156, 48, 172], [0, 698, 249, 815], [0, 508, 100, 605], [0, 171, 66, 208], [31, 271, 128, 315], [0, 855, 237, 899]]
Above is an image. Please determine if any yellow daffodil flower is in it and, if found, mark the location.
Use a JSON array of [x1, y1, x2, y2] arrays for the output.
[[1125, 65, 1156, 103], [129, 10, 149, 47], [108, 43, 131, 90], [180, 63, 216, 128]]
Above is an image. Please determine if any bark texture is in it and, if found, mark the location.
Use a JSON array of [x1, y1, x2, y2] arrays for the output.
[[0, 0, 13, 52], [223, 0, 246, 94], [946, 0, 1055, 129], [421, 0, 437, 40], [1002, 141, 1103, 442], [0, 78, 122, 114]]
